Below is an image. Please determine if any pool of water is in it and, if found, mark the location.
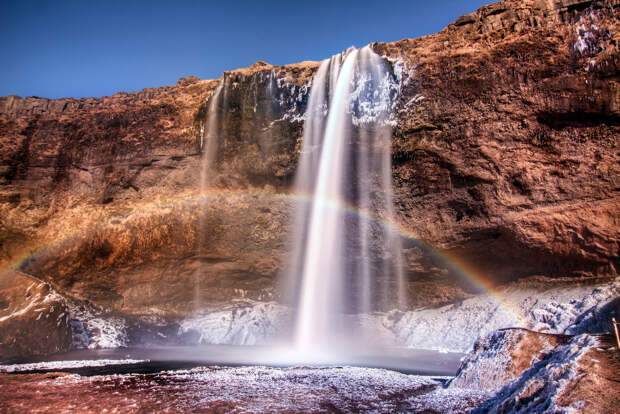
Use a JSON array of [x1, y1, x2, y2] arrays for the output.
[[3, 345, 464, 376]]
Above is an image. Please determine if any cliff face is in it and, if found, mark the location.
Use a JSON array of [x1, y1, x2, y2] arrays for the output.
[[0, 0, 618, 356], [378, 0, 619, 301], [0, 63, 316, 320]]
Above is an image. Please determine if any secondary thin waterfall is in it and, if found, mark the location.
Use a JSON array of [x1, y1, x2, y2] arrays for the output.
[[199, 81, 224, 191], [289, 46, 404, 354]]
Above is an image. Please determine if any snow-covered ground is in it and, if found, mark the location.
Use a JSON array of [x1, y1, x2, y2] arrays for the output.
[[32, 279, 616, 354], [0, 359, 148, 373], [381, 279, 618, 352], [1, 365, 441, 413], [178, 301, 289, 346], [0, 333, 607, 413], [407, 385, 491, 414]]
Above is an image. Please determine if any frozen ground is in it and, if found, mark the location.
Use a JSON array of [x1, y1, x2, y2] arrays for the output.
[[381, 279, 619, 352], [0, 365, 442, 413], [63, 279, 618, 355], [1, 332, 610, 413], [0, 359, 147, 373], [178, 301, 288, 346]]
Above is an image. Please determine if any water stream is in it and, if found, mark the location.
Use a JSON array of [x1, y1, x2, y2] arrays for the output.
[[288, 46, 404, 357], [197, 46, 406, 362]]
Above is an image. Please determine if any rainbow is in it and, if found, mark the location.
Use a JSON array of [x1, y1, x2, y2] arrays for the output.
[[1, 187, 529, 325]]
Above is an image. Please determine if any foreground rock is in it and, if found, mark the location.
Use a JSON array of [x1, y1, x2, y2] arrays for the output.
[[408, 329, 620, 413], [468, 332, 620, 414], [448, 329, 570, 393]]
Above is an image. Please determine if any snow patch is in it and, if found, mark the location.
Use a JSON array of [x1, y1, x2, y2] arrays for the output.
[[68, 304, 128, 349], [44, 365, 440, 413], [0, 359, 148, 373], [384, 55, 415, 88], [571, 8, 612, 60], [448, 330, 524, 392], [179, 301, 289, 346], [276, 72, 310, 123], [0, 288, 64, 323], [575, 24, 592, 54], [407, 386, 491, 414], [383, 280, 618, 353], [152, 365, 438, 413]]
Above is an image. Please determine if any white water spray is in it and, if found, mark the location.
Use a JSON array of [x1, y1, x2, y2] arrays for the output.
[[289, 46, 405, 356]]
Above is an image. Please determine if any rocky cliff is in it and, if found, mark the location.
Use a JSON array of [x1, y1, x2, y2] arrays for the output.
[[0, 0, 618, 357], [379, 0, 619, 298]]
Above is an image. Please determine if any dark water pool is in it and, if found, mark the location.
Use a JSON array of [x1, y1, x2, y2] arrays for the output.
[[3, 344, 464, 377]]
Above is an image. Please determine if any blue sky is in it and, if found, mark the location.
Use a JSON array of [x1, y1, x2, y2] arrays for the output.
[[0, 0, 491, 99]]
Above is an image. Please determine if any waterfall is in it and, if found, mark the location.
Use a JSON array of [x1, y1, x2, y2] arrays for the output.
[[195, 69, 283, 313], [195, 49, 404, 355], [288, 46, 404, 355], [199, 79, 227, 191]]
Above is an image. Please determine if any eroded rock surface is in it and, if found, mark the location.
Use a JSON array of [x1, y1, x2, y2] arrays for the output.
[[448, 329, 570, 392], [377, 0, 619, 296]]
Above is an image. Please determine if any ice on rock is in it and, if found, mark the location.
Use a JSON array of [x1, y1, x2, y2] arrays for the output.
[[0, 359, 148, 373], [470, 334, 598, 414], [405, 332, 600, 414], [383, 280, 618, 353], [179, 301, 289, 346], [68, 303, 128, 349], [447, 330, 525, 392]]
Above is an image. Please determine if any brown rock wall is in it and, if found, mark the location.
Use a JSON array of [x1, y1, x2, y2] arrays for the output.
[[0, 271, 73, 360], [377, 0, 619, 287]]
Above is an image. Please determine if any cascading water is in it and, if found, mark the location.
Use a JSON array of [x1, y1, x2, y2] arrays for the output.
[[288, 46, 405, 356], [195, 69, 285, 313], [195, 48, 406, 359], [199, 80, 224, 191]]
